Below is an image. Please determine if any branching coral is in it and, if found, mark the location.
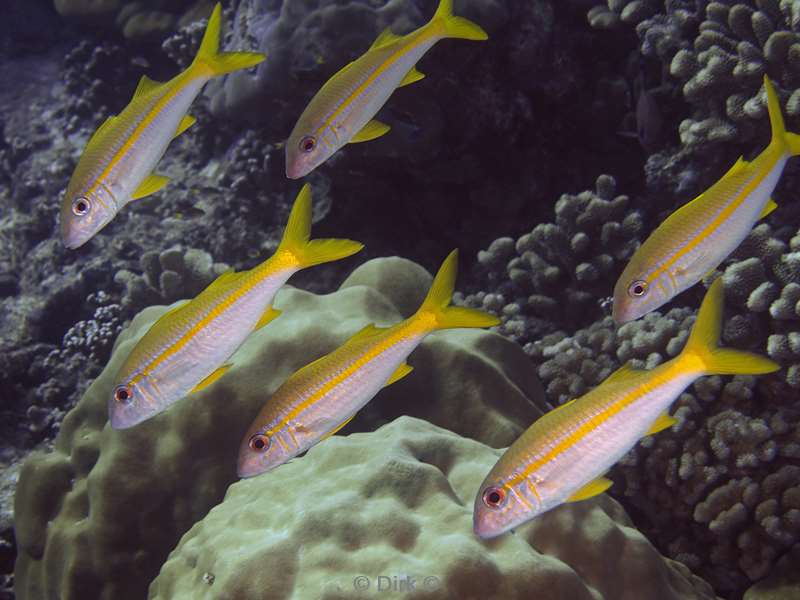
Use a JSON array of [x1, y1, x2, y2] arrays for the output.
[[589, 0, 800, 149], [456, 174, 643, 346], [114, 246, 229, 314]]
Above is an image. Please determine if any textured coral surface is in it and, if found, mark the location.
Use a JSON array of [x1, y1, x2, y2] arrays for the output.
[[150, 417, 718, 600], [13, 257, 546, 600]]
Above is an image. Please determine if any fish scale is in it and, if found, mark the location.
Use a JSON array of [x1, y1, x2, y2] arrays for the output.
[[285, 0, 488, 179], [60, 3, 266, 249], [613, 76, 800, 324], [474, 278, 779, 538], [109, 184, 363, 429], [237, 250, 500, 478]]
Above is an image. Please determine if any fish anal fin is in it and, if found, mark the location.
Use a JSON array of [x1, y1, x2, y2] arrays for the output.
[[759, 198, 778, 219], [191, 363, 232, 393], [646, 412, 678, 436], [385, 362, 413, 387], [254, 306, 282, 331], [134, 75, 162, 98], [173, 115, 196, 139], [350, 120, 390, 143], [320, 414, 355, 441], [398, 66, 425, 88], [370, 27, 402, 50], [566, 476, 613, 503], [131, 174, 169, 200]]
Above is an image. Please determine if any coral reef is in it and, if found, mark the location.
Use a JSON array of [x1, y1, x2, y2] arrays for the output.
[[151, 417, 717, 600], [456, 174, 643, 345], [14, 257, 546, 600], [465, 194, 800, 595], [114, 246, 229, 314]]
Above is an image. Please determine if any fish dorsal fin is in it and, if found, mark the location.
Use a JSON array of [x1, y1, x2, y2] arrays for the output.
[[86, 115, 117, 147], [331, 60, 356, 80], [603, 362, 641, 385], [385, 362, 413, 387], [131, 174, 169, 200], [350, 120, 391, 143], [254, 306, 282, 331], [547, 398, 577, 417], [347, 323, 388, 344], [134, 75, 163, 98], [320, 414, 355, 441], [398, 66, 425, 88], [681, 157, 749, 209], [646, 412, 678, 436], [191, 363, 232, 393], [173, 115, 196, 139], [206, 269, 244, 291], [159, 298, 190, 321], [759, 197, 778, 219], [566, 476, 613, 502], [369, 27, 402, 50]]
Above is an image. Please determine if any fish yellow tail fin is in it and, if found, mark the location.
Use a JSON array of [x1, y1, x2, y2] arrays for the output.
[[431, 0, 488, 41], [277, 184, 364, 269], [415, 249, 500, 330], [193, 3, 266, 77], [764, 75, 800, 156], [681, 278, 779, 376]]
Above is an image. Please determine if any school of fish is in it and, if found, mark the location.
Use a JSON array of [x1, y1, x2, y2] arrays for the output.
[[56, 0, 794, 545]]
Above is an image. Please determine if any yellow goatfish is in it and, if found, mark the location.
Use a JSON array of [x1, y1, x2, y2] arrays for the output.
[[109, 185, 362, 429], [474, 278, 778, 538], [613, 76, 800, 323], [285, 0, 487, 179], [237, 249, 499, 477], [61, 3, 265, 249]]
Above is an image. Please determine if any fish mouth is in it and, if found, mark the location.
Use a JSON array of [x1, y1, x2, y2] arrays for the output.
[[285, 162, 302, 180], [236, 456, 265, 479]]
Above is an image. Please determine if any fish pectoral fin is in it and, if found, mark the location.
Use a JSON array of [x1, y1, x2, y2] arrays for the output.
[[566, 476, 613, 503], [398, 66, 425, 88], [646, 412, 678, 436], [369, 27, 402, 50], [134, 74, 163, 98], [254, 306, 282, 331], [320, 414, 355, 441], [385, 362, 413, 387], [759, 198, 778, 219], [131, 174, 170, 200], [173, 115, 197, 139], [350, 120, 391, 143], [191, 363, 232, 393]]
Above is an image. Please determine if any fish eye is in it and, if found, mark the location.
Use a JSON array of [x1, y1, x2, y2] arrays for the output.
[[248, 433, 271, 452], [628, 280, 648, 298], [113, 385, 133, 404], [299, 136, 316, 153], [72, 196, 91, 217], [482, 486, 507, 509]]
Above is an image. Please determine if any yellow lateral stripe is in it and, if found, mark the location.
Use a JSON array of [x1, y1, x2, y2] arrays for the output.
[[506, 365, 678, 489], [88, 67, 209, 199], [647, 154, 777, 284], [316, 27, 435, 139], [131, 254, 290, 384], [274, 317, 427, 431]]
